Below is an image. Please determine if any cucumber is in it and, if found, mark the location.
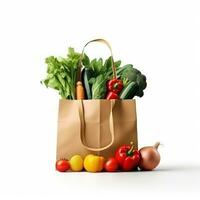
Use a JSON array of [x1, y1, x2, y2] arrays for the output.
[[119, 82, 139, 99], [82, 68, 93, 99]]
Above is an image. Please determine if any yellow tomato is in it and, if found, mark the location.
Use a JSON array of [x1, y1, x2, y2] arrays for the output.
[[70, 155, 83, 172], [84, 154, 105, 172]]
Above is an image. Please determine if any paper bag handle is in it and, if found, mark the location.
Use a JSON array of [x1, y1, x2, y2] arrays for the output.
[[78, 100, 115, 151], [79, 38, 117, 79]]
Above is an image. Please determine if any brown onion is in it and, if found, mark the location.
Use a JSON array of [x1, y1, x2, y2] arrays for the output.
[[139, 142, 160, 171]]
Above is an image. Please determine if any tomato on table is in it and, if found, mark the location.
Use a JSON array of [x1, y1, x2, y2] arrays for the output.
[[56, 159, 70, 172]]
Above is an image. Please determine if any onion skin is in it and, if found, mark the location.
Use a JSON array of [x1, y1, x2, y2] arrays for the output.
[[139, 142, 160, 171]]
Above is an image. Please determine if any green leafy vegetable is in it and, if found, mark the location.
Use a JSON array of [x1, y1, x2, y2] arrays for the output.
[[41, 48, 81, 99], [82, 56, 122, 99], [91, 74, 107, 99]]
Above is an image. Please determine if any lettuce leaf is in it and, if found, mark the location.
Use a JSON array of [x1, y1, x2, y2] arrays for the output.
[[41, 48, 80, 99]]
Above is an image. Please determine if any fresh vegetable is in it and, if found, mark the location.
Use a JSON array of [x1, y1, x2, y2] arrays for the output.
[[41, 48, 81, 99], [106, 78, 123, 99], [119, 82, 138, 99], [85, 57, 122, 99], [139, 142, 161, 171], [76, 81, 85, 99], [70, 155, 84, 172], [82, 68, 93, 99], [84, 154, 105, 172], [56, 159, 70, 172], [106, 91, 119, 99], [115, 142, 140, 171], [104, 157, 119, 172], [116, 64, 133, 76], [90, 74, 107, 99], [118, 65, 147, 98], [107, 79, 123, 94], [41, 48, 91, 99], [87, 57, 121, 78]]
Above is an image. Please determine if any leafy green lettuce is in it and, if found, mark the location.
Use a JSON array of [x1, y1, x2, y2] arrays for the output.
[[41, 48, 81, 99]]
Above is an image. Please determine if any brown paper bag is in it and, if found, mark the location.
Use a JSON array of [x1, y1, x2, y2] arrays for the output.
[[56, 39, 138, 160], [56, 99, 137, 160]]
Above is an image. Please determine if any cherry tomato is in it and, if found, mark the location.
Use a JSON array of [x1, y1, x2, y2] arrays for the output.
[[56, 159, 70, 172], [104, 157, 119, 172]]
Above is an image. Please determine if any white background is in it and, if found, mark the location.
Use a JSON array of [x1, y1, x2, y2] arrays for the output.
[[0, 0, 200, 199]]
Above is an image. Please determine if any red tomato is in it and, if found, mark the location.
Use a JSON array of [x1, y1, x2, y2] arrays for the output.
[[104, 157, 119, 172], [56, 160, 70, 172]]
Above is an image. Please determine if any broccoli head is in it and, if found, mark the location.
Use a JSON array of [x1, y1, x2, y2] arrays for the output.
[[119, 66, 147, 97]]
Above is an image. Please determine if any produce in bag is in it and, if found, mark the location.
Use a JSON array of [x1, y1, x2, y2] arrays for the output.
[[41, 45, 147, 100]]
